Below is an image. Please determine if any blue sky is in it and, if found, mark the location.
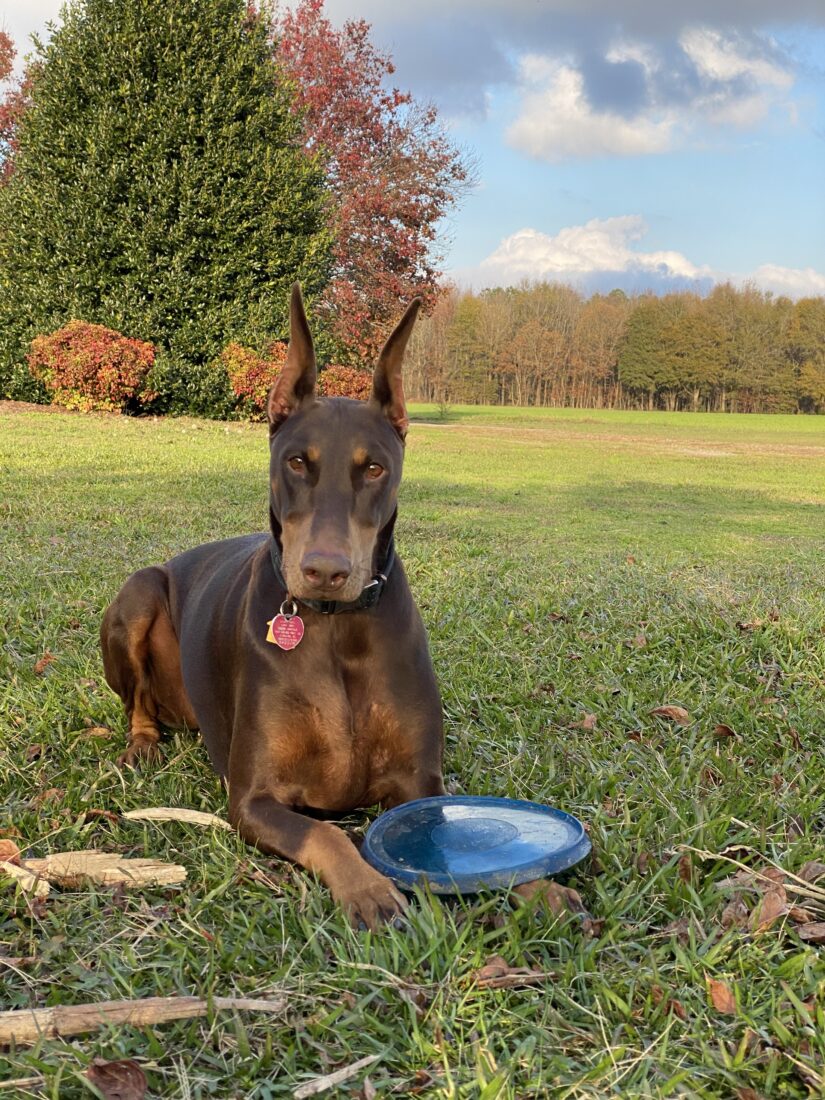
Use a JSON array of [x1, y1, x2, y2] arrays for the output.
[[3, 0, 824, 298]]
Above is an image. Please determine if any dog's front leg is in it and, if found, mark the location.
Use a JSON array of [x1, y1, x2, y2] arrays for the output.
[[229, 792, 407, 930]]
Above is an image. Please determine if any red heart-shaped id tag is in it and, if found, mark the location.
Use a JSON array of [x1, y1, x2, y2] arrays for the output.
[[266, 612, 305, 650]]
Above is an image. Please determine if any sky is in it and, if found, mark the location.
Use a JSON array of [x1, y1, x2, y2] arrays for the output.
[[2, 0, 824, 299]]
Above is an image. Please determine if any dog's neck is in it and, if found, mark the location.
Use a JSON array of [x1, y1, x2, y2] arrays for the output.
[[268, 509, 397, 615]]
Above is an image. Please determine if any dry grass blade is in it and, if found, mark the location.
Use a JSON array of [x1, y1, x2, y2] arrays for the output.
[[123, 807, 233, 830], [293, 1053, 381, 1098]]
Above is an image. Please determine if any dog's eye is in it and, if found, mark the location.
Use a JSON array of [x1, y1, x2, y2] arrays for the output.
[[287, 456, 306, 472], [365, 463, 384, 480]]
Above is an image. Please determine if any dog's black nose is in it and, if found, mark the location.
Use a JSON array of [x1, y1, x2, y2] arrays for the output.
[[300, 551, 352, 591]]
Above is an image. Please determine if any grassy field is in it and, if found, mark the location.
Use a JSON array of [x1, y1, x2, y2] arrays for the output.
[[1, 402, 824, 1098]]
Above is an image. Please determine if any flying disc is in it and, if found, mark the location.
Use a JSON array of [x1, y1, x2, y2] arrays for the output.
[[362, 795, 591, 894]]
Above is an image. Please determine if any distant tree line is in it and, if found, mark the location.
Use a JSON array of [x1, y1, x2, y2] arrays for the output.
[[405, 283, 825, 414]]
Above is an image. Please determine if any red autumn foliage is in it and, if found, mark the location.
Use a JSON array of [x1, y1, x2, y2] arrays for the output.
[[317, 365, 372, 400], [0, 33, 35, 183], [27, 321, 156, 412], [275, 0, 472, 362], [220, 340, 287, 419]]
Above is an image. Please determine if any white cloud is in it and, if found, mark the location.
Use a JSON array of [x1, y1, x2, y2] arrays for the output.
[[455, 216, 825, 298], [508, 27, 796, 161], [506, 58, 676, 160], [477, 216, 709, 284]]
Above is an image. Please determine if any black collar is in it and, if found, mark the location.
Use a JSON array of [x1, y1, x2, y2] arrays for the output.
[[268, 537, 396, 615]]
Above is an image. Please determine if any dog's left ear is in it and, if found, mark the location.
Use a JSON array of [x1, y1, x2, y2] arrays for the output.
[[371, 298, 421, 438], [268, 283, 317, 433]]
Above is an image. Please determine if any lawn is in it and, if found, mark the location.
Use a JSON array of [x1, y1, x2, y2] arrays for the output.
[[1, 402, 824, 1098]]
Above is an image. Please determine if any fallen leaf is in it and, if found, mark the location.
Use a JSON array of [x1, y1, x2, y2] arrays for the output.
[[626, 729, 643, 742], [736, 619, 764, 632], [626, 633, 647, 648], [86, 1059, 147, 1100], [26, 743, 44, 762], [788, 906, 815, 924], [767, 607, 780, 621], [797, 922, 825, 944], [708, 977, 737, 1014], [30, 788, 64, 808], [33, 652, 57, 675], [512, 879, 596, 932], [81, 809, 120, 825], [636, 850, 654, 874], [798, 861, 825, 883], [572, 712, 597, 730], [720, 894, 750, 930], [548, 611, 568, 622], [625, 554, 636, 564], [752, 886, 787, 933], [650, 705, 690, 726], [713, 724, 736, 739], [471, 955, 552, 989], [0, 840, 21, 865]]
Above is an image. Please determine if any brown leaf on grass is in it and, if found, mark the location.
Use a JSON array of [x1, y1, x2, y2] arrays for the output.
[[650, 985, 687, 1019], [0, 840, 21, 865], [548, 611, 568, 622], [572, 712, 597, 730], [30, 788, 64, 808], [752, 886, 788, 933], [736, 1089, 767, 1100], [626, 729, 643, 742], [26, 743, 44, 762], [81, 809, 120, 825], [707, 978, 737, 1014], [785, 815, 805, 841], [788, 906, 815, 924], [33, 652, 56, 675], [86, 1059, 147, 1100], [650, 705, 690, 726], [797, 922, 825, 944], [625, 554, 636, 564], [512, 879, 596, 933], [471, 955, 552, 989], [785, 727, 803, 750], [625, 633, 647, 648], [798, 861, 825, 883], [720, 894, 750, 930], [736, 619, 764, 632], [713, 724, 736, 739], [636, 850, 654, 875]]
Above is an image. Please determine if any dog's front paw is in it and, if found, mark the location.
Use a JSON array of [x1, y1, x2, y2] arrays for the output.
[[335, 869, 408, 931], [117, 734, 162, 768]]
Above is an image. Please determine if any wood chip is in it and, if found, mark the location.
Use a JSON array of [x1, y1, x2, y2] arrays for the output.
[[22, 851, 186, 888], [1, 860, 50, 898], [123, 807, 233, 830]]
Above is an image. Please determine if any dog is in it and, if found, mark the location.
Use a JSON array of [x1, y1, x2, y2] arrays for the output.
[[101, 285, 446, 929]]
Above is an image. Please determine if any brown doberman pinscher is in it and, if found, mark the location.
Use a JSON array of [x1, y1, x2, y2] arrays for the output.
[[101, 285, 445, 929]]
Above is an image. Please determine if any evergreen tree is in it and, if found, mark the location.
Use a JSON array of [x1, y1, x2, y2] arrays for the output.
[[0, 0, 332, 403]]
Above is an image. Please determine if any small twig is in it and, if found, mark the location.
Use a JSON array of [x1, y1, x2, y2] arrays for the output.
[[0, 1076, 45, 1091], [0, 994, 286, 1047], [680, 845, 825, 905], [293, 1053, 381, 1098]]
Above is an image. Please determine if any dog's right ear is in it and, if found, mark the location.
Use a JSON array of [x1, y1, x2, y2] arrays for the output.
[[267, 283, 317, 433]]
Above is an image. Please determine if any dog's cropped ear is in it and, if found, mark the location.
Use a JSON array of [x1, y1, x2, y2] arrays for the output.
[[267, 283, 317, 433], [371, 298, 421, 438]]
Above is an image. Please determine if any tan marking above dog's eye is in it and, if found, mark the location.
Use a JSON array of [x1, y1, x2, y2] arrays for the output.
[[287, 455, 306, 472], [366, 463, 384, 480]]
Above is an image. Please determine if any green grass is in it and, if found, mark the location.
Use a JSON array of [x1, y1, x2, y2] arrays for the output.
[[1, 403, 824, 1098]]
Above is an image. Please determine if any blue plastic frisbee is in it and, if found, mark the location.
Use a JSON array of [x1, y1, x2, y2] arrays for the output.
[[362, 795, 591, 894]]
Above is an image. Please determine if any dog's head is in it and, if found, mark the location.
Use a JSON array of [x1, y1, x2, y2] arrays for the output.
[[266, 284, 420, 603]]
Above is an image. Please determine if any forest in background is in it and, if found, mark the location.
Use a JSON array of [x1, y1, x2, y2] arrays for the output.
[[404, 282, 825, 414]]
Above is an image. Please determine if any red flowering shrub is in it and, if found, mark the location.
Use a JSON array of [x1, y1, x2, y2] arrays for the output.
[[318, 365, 372, 399], [27, 321, 156, 412], [221, 341, 287, 419]]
